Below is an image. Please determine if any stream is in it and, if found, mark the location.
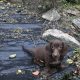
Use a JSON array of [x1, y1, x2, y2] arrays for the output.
[[0, 23, 76, 80], [0, 23, 46, 80]]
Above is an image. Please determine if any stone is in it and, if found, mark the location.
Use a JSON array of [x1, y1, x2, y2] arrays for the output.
[[72, 18, 80, 29], [0, 6, 5, 10], [42, 29, 80, 48], [7, 0, 22, 3], [66, 9, 79, 16], [42, 9, 61, 21], [9, 54, 16, 59]]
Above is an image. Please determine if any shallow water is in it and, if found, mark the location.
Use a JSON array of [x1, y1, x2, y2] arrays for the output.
[[0, 24, 47, 80], [0, 24, 76, 80]]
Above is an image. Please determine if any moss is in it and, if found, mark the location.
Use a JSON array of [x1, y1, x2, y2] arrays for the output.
[[62, 0, 80, 4], [61, 0, 80, 9]]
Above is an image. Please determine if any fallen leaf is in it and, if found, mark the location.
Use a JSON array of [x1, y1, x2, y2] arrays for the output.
[[66, 59, 73, 64], [32, 70, 40, 76]]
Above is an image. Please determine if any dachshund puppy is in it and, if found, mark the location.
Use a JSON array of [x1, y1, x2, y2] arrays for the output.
[[22, 39, 67, 72]]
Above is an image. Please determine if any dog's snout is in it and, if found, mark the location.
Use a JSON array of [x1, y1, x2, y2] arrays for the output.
[[54, 54, 58, 57], [52, 49, 60, 58], [53, 53, 59, 58]]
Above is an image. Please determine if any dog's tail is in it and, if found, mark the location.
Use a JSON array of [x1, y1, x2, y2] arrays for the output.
[[22, 45, 34, 57]]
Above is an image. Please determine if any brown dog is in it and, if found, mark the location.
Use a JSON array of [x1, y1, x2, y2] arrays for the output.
[[22, 39, 67, 72]]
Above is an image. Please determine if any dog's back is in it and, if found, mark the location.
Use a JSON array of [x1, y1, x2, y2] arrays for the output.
[[22, 46, 35, 57]]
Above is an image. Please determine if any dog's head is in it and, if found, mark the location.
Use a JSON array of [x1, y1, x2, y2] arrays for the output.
[[46, 40, 68, 61]]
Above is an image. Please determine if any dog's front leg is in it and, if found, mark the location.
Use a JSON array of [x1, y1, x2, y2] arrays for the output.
[[44, 56, 51, 73]]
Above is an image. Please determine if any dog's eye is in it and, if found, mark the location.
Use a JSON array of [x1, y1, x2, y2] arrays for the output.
[[51, 47, 54, 49], [58, 47, 62, 50]]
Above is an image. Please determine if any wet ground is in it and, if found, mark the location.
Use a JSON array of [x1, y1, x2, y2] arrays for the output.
[[0, 24, 78, 80], [0, 24, 47, 80], [0, 1, 80, 80], [0, 1, 43, 24]]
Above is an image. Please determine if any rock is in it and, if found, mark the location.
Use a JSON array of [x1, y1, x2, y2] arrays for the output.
[[7, 0, 22, 3], [72, 18, 80, 29], [16, 69, 25, 75], [0, 6, 5, 10], [42, 29, 80, 48], [42, 9, 61, 21], [9, 54, 16, 59], [6, 2, 11, 6], [66, 59, 73, 64], [66, 9, 79, 16]]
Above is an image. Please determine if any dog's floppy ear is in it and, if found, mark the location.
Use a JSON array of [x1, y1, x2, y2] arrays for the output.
[[61, 42, 68, 55], [46, 41, 53, 52], [59, 42, 68, 61]]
